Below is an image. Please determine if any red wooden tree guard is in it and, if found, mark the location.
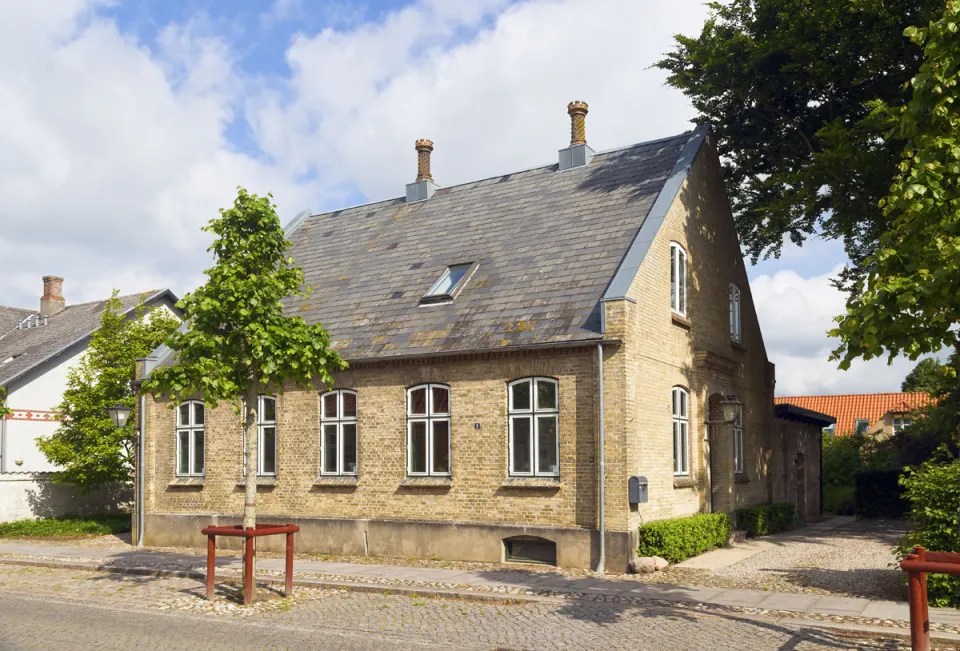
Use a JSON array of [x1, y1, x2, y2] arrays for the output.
[[201, 523, 300, 605], [899, 546, 960, 651]]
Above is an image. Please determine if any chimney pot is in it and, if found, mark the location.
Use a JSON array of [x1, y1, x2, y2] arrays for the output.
[[415, 139, 434, 182], [40, 275, 65, 318], [567, 101, 589, 146]]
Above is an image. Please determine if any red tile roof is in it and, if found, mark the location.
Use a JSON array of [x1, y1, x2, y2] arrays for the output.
[[774, 393, 932, 436]]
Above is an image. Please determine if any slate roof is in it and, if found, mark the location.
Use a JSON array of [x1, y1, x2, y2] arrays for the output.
[[774, 393, 932, 435], [0, 290, 176, 387], [285, 130, 703, 361]]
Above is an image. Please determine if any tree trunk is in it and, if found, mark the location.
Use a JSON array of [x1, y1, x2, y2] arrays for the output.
[[242, 387, 259, 586]]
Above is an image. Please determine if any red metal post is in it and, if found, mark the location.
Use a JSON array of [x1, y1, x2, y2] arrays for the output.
[[285, 527, 294, 597], [907, 567, 929, 651], [243, 528, 255, 605], [206, 534, 216, 601], [918, 548, 931, 651]]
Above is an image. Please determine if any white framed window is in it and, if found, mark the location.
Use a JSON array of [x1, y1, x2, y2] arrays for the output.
[[406, 384, 451, 476], [672, 387, 689, 476], [893, 417, 913, 433], [854, 418, 870, 436], [176, 400, 204, 477], [508, 378, 560, 477], [733, 404, 744, 474], [320, 390, 358, 476], [670, 242, 687, 316], [729, 283, 742, 342], [243, 395, 277, 476]]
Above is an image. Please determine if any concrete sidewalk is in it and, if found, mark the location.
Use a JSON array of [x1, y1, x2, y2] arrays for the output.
[[0, 539, 956, 627]]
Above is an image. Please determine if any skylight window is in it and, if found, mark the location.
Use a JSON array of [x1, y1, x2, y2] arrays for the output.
[[421, 263, 474, 304]]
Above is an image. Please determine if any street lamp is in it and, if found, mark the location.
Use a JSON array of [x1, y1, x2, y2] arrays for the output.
[[107, 404, 133, 429], [719, 395, 741, 424]]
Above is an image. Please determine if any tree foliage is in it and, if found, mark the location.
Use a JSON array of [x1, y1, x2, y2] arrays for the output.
[[141, 188, 346, 529], [831, 3, 960, 372], [0, 387, 11, 420], [656, 0, 942, 289], [902, 356, 956, 393], [37, 292, 179, 493]]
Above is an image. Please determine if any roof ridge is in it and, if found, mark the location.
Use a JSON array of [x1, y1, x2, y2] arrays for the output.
[[776, 392, 929, 399], [64, 289, 161, 310], [300, 130, 696, 223]]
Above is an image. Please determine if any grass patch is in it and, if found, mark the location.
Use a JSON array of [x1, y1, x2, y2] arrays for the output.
[[0, 514, 130, 537]]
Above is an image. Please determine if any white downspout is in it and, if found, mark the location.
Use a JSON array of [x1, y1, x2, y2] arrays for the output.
[[137, 392, 145, 547], [596, 342, 605, 574]]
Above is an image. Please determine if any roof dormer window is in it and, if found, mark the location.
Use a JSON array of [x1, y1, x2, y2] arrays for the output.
[[421, 263, 475, 304]]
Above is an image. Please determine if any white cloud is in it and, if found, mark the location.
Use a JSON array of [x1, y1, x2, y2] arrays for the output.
[[752, 266, 919, 396]]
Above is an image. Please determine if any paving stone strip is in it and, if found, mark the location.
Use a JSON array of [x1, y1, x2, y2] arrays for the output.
[[1, 548, 959, 643]]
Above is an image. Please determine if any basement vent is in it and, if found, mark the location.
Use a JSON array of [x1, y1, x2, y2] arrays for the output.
[[503, 536, 557, 566]]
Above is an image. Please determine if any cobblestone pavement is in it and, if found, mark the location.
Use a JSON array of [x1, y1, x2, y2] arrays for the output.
[[0, 564, 931, 650]]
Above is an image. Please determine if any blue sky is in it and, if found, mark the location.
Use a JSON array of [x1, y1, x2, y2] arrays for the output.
[[0, 0, 927, 394]]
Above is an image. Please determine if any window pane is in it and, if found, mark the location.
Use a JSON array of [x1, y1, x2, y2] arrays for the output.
[[511, 417, 532, 474], [261, 427, 276, 474], [511, 381, 531, 411], [670, 246, 677, 309], [409, 422, 427, 473], [342, 392, 357, 419], [178, 404, 190, 427], [193, 431, 204, 475], [177, 431, 190, 475], [323, 424, 338, 474], [536, 416, 558, 475], [427, 264, 470, 296], [410, 387, 427, 415], [673, 422, 680, 473], [536, 380, 557, 411], [432, 421, 450, 474], [431, 386, 449, 414], [680, 422, 688, 473], [678, 252, 686, 312], [193, 403, 204, 425], [323, 393, 338, 419], [342, 424, 357, 474], [262, 397, 276, 423]]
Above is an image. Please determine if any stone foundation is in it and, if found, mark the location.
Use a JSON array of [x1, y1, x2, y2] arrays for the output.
[[143, 513, 632, 572]]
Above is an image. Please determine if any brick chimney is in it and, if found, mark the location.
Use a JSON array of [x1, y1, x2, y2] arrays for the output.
[[40, 276, 65, 317], [559, 100, 595, 171], [406, 138, 439, 203]]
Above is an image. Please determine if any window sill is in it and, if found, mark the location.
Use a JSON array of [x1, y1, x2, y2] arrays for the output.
[[400, 476, 452, 487], [671, 313, 692, 330], [731, 340, 747, 353], [734, 473, 750, 484], [313, 476, 358, 487], [673, 475, 696, 489], [501, 477, 562, 490], [236, 476, 277, 487], [168, 477, 204, 487]]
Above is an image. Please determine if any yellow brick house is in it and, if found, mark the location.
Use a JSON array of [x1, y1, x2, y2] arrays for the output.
[[136, 103, 829, 572]]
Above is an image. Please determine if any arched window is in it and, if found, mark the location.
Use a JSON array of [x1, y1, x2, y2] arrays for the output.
[[243, 395, 277, 476], [320, 390, 358, 476], [670, 242, 687, 316], [672, 387, 689, 476], [176, 400, 204, 477], [729, 283, 742, 342], [406, 384, 451, 476], [733, 403, 744, 475], [508, 377, 559, 477]]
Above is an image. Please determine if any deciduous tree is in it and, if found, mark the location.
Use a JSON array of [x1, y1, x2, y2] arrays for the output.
[[142, 188, 345, 538], [37, 293, 179, 492]]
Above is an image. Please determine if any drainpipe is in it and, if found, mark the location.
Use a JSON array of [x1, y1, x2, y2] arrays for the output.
[[137, 392, 146, 547], [596, 342, 605, 574]]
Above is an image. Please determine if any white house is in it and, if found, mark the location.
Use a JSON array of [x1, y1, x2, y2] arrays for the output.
[[0, 276, 179, 522]]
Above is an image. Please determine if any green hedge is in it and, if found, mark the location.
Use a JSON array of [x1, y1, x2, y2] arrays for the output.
[[637, 513, 730, 563], [735, 503, 795, 537], [0, 514, 130, 537], [855, 469, 908, 518]]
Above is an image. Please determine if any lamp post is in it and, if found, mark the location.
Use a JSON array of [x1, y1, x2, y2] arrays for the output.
[[107, 404, 133, 430]]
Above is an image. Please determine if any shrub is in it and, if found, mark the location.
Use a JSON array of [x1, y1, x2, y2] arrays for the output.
[[898, 455, 960, 607], [854, 469, 908, 518], [823, 484, 856, 516], [0, 514, 130, 537], [637, 513, 729, 563], [735, 503, 795, 537]]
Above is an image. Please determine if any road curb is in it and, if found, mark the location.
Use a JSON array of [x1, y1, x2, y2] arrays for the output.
[[779, 617, 960, 645]]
